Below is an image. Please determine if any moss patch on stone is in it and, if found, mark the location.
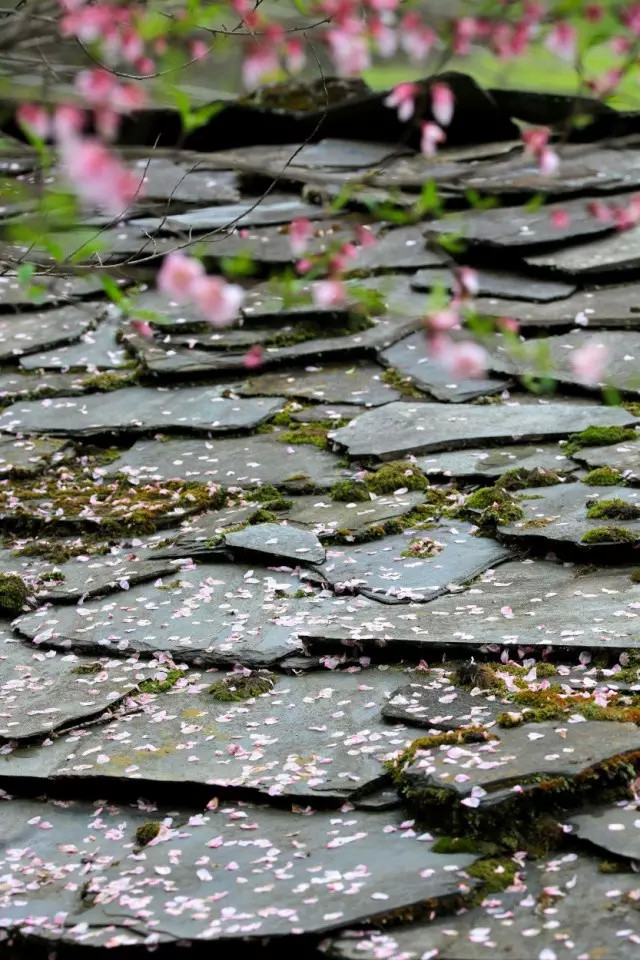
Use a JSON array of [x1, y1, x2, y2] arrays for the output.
[[72, 661, 103, 675], [401, 535, 443, 559], [139, 669, 185, 694], [330, 478, 370, 502], [586, 498, 640, 521], [564, 424, 637, 456], [277, 423, 334, 450], [134, 822, 161, 847], [366, 461, 429, 495], [381, 367, 424, 399], [496, 467, 564, 491], [581, 526, 637, 544], [583, 466, 624, 486], [0, 573, 31, 615], [208, 671, 277, 701]]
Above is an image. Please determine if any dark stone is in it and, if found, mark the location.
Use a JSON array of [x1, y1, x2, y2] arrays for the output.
[[0, 304, 95, 361], [416, 443, 577, 481], [569, 803, 640, 860], [133, 193, 329, 236], [224, 522, 325, 565], [306, 523, 511, 603], [239, 362, 402, 406], [0, 387, 284, 438], [129, 157, 240, 204], [474, 285, 640, 331], [0, 434, 69, 476], [0, 274, 106, 310], [19, 322, 128, 371], [412, 266, 577, 302], [332, 401, 637, 460], [286, 491, 427, 539], [526, 224, 640, 276], [383, 679, 504, 730]]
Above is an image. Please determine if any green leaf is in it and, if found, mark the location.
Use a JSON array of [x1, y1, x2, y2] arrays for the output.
[[99, 275, 128, 306], [16, 263, 36, 287]]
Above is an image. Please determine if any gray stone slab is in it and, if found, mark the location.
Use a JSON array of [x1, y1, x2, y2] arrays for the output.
[[0, 274, 106, 310], [0, 434, 69, 476], [488, 330, 640, 396], [402, 720, 640, 810], [416, 443, 577, 481], [19, 322, 128, 371], [306, 523, 511, 604], [239, 362, 401, 406], [379, 332, 509, 402], [327, 853, 640, 960], [36, 557, 181, 603], [475, 284, 640, 331], [14, 561, 331, 667], [331, 401, 637, 460], [0, 799, 475, 947], [224, 522, 325, 565], [12, 670, 416, 804], [286, 491, 427, 539], [131, 157, 240, 204], [291, 404, 363, 423], [570, 803, 640, 860], [148, 504, 278, 559], [573, 439, 640, 480], [0, 642, 150, 741], [133, 194, 328, 235], [352, 225, 445, 272], [526, 224, 640, 276], [0, 369, 100, 404], [499, 482, 640, 554], [299, 559, 640, 653], [424, 195, 619, 251], [101, 434, 349, 489], [0, 304, 95, 361], [382, 679, 504, 730], [411, 266, 576, 302], [0, 387, 283, 438]]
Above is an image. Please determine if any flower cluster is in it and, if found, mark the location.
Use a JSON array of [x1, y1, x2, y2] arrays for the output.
[[157, 252, 245, 327]]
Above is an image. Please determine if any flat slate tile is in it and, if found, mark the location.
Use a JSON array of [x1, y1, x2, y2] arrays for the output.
[[0, 273, 106, 310], [286, 490, 427, 539], [572, 438, 640, 480], [239, 362, 402, 406], [569, 802, 640, 860], [0, 798, 476, 947], [133, 193, 329, 235], [331, 401, 637, 460], [0, 642, 151, 741], [416, 443, 577, 480], [499, 482, 640, 554], [382, 678, 504, 730], [0, 434, 69, 476], [411, 266, 576, 302], [526, 224, 640, 276], [379, 332, 509, 402], [19, 322, 128, 371], [224, 522, 326, 565], [15, 561, 336, 667], [305, 523, 511, 603], [0, 304, 95, 361], [0, 387, 284, 437], [100, 434, 349, 488], [131, 157, 240, 204], [300, 559, 640, 654]]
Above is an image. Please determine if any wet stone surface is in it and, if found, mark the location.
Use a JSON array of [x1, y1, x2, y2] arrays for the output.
[[6, 86, 640, 960]]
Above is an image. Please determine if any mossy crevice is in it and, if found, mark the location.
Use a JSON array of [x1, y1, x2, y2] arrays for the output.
[[381, 367, 425, 399], [208, 671, 277, 701], [581, 526, 637, 544], [134, 822, 161, 847], [585, 498, 640, 521], [0, 573, 32, 615], [565, 425, 637, 457], [583, 466, 624, 486], [139, 669, 185, 694], [495, 467, 564, 491]]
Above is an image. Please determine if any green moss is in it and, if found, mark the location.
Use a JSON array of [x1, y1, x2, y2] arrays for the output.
[[366, 461, 429, 495], [243, 485, 291, 509], [134, 822, 161, 847], [496, 467, 563, 491], [586, 498, 640, 521], [139, 668, 185, 694], [631, 569, 640, 583], [467, 857, 518, 896], [0, 573, 31, 615], [265, 312, 373, 348], [11, 541, 76, 564], [564, 424, 637, 456], [73, 661, 102, 675], [387, 727, 490, 786], [598, 859, 633, 874], [464, 486, 526, 525], [521, 517, 552, 528], [401, 535, 443, 558], [208, 671, 276, 701], [330, 479, 370, 502], [37, 570, 65, 583], [576, 563, 598, 576], [278, 423, 333, 450], [381, 367, 424, 399], [583, 466, 624, 486], [465, 487, 503, 510], [431, 836, 497, 855], [581, 526, 637, 544], [79, 370, 139, 392], [248, 508, 278, 524]]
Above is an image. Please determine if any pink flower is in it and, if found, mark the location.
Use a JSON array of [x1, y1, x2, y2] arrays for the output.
[[95, 107, 120, 141], [312, 279, 346, 309], [191, 39, 209, 61], [191, 275, 244, 326], [289, 218, 313, 256], [326, 25, 370, 75], [539, 147, 559, 176], [76, 68, 117, 106], [384, 82, 418, 122], [355, 224, 376, 247], [421, 122, 446, 156], [16, 104, 50, 139], [522, 127, 550, 155], [570, 342, 608, 386], [285, 38, 305, 73], [54, 105, 85, 141], [243, 345, 263, 369], [588, 200, 614, 222], [370, 18, 397, 58], [453, 17, 479, 55], [551, 209, 569, 229], [242, 44, 279, 89], [157, 252, 204, 302], [455, 267, 479, 298], [370, 0, 401, 10], [131, 319, 153, 339], [426, 309, 460, 332], [431, 82, 454, 127], [60, 138, 140, 215], [438, 340, 488, 379], [545, 22, 577, 62], [400, 15, 435, 62]]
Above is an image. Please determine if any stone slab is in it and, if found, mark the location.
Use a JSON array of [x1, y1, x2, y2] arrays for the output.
[[133, 194, 328, 235], [100, 434, 349, 489], [573, 439, 640, 481], [224, 522, 325, 565], [0, 434, 69, 476], [411, 266, 576, 302], [286, 491, 427, 539], [474, 284, 640, 331], [0, 274, 106, 310], [570, 803, 640, 861], [131, 157, 240, 204], [382, 679, 504, 730], [526, 224, 640, 276], [19, 322, 128, 371], [0, 305, 95, 361], [0, 388, 284, 438], [379, 332, 509, 403], [331, 401, 637, 460], [416, 443, 577, 481], [239, 362, 401, 406], [306, 523, 511, 604]]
